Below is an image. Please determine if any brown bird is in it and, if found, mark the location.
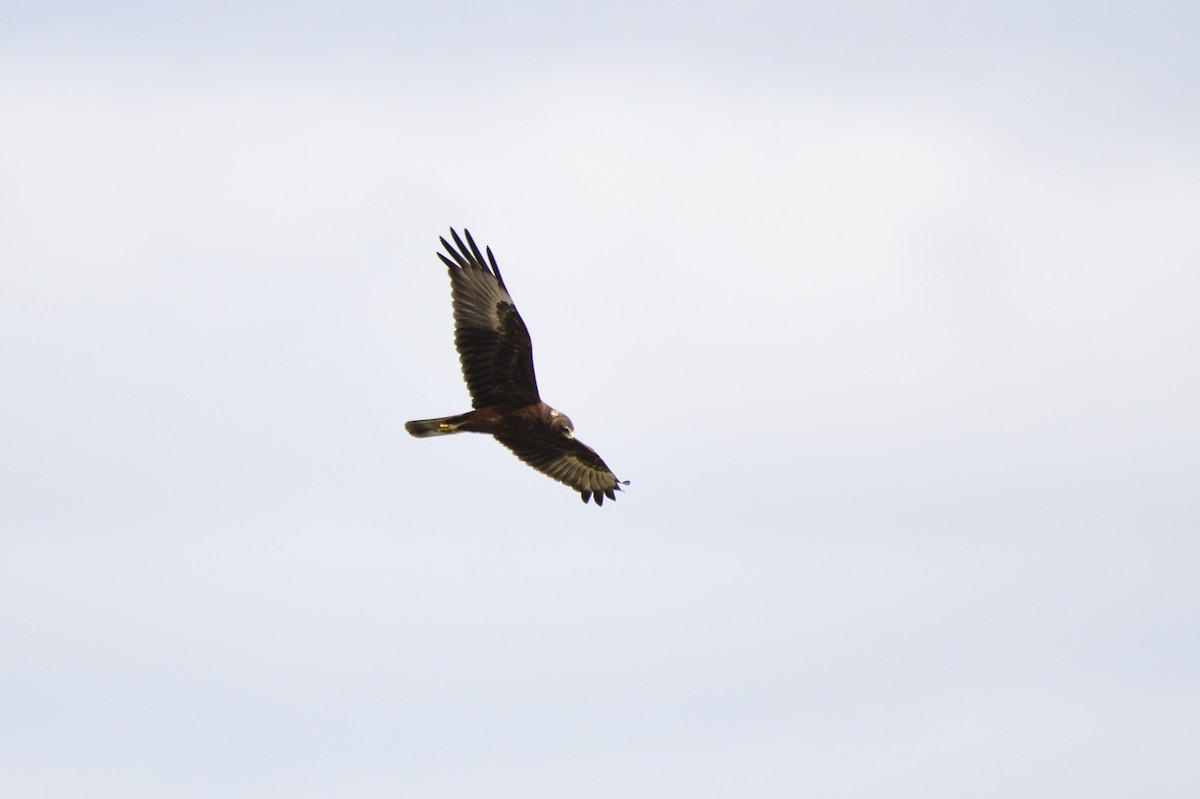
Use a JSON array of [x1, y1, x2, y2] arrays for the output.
[[406, 228, 628, 505]]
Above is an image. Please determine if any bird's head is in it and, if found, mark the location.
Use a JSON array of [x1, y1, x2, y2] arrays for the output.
[[548, 408, 575, 439]]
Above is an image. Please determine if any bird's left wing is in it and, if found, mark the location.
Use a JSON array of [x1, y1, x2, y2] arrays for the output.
[[438, 229, 540, 408]]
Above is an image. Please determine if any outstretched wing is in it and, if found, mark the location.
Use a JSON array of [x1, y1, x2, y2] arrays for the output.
[[495, 434, 627, 506], [438, 228, 540, 408]]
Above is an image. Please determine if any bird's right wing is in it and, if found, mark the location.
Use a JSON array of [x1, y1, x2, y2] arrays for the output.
[[495, 434, 627, 505]]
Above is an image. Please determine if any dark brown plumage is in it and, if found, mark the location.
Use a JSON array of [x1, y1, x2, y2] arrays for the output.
[[405, 228, 627, 505]]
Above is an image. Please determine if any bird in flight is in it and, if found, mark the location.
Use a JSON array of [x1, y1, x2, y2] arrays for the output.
[[406, 228, 628, 505]]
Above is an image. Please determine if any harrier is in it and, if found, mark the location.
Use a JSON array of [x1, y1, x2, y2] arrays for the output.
[[405, 228, 628, 505]]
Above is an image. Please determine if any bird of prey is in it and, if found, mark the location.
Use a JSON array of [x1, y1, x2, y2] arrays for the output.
[[406, 228, 628, 505]]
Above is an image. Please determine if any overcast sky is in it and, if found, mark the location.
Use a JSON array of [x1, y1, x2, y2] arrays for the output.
[[2, 2, 1198, 797]]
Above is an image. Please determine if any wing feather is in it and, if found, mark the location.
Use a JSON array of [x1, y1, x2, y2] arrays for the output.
[[495, 434, 626, 505], [439, 229, 539, 408]]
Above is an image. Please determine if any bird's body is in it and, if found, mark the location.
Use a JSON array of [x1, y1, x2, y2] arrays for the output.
[[405, 401, 564, 439], [405, 229, 627, 505]]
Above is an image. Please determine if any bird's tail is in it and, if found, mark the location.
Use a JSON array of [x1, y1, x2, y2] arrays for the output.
[[405, 414, 469, 438]]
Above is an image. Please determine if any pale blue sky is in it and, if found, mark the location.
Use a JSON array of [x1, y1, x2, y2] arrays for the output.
[[2, 2, 1198, 797]]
